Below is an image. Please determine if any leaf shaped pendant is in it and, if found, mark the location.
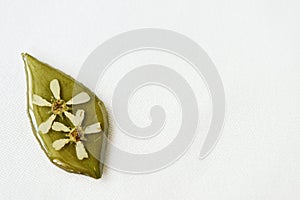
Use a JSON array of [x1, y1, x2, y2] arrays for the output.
[[22, 53, 109, 179]]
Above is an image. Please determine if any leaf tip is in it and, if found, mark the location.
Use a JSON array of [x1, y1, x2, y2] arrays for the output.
[[21, 52, 31, 59], [21, 52, 27, 61], [21, 52, 33, 66]]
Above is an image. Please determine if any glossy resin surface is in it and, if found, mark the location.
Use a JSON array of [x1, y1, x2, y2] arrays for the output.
[[23, 53, 109, 179]]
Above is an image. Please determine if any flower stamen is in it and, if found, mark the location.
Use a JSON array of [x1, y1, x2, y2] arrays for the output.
[[69, 126, 84, 142], [51, 99, 68, 115]]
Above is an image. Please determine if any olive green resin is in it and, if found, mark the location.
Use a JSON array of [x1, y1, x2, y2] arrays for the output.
[[22, 53, 108, 179]]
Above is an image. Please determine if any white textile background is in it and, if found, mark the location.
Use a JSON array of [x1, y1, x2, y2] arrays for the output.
[[0, 0, 299, 199]]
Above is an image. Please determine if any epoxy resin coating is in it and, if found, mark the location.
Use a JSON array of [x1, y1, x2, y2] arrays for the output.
[[22, 53, 109, 179]]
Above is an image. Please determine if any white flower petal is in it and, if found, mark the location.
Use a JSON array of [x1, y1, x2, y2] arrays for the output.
[[75, 109, 85, 126], [84, 122, 102, 134], [64, 111, 76, 126], [50, 79, 60, 100], [39, 114, 56, 134], [52, 139, 70, 150], [66, 92, 90, 105], [32, 94, 51, 107], [75, 141, 88, 160], [52, 122, 70, 132]]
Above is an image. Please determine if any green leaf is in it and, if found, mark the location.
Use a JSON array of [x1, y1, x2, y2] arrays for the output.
[[22, 53, 109, 179]]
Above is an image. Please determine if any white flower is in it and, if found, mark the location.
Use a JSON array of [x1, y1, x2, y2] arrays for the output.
[[32, 79, 90, 134], [52, 109, 102, 160]]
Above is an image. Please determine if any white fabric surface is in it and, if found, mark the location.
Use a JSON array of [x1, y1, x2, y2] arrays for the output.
[[0, 0, 299, 199]]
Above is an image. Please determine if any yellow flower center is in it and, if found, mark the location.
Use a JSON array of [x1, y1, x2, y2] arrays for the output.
[[69, 126, 84, 142], [51, 99, 68, 115]]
